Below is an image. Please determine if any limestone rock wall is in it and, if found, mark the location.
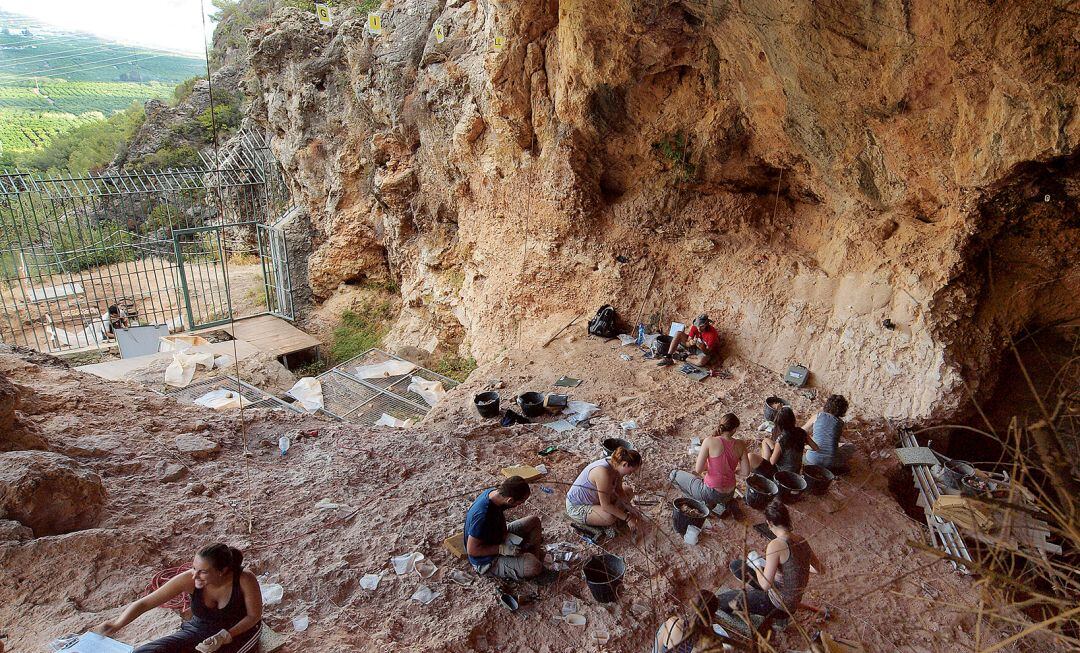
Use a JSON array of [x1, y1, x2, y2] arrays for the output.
[[246, 0, 1079, 420]]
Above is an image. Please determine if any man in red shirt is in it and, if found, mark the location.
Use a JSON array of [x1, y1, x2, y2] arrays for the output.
[[659, 314, 721, 367]]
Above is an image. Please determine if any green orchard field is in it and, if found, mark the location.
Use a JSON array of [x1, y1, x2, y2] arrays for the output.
[[0, 13, 204, 159]]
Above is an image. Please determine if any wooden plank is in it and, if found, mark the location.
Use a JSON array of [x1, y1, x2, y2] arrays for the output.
[[193, 315, 320, 358]]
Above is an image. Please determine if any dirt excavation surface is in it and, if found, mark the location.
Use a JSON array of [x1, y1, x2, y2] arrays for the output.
[[2, 340, 1050, 653]]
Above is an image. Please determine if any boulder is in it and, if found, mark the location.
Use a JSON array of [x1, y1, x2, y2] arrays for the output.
[[63, 436, 122, 458], [0, 372, 15, 432], [174, 434, 221, 460], [0, 451, 106, 535], [0, 518, 32, 541], [0, 373, 46, 452], [157, 461, 188, 483]]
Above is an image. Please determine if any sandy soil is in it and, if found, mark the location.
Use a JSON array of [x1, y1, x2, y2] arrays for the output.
[[0, 334, 1041, 653], [0, 259, 268, 355]]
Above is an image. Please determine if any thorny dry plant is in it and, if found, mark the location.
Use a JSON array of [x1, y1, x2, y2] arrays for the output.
[[905, 325, 1080, 653]]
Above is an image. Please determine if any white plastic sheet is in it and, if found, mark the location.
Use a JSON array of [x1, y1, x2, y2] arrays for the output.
[[159, 334, 210, 352], [355, 360, 416, 378], [260, 583, 284, 606], [410, 584, 441, 605], [407, 376, 446, 407], [44, 314, 106, 349], [391, 552, 424, 575], [287, 377, 324, 412], [193, 388, 250, 410], [164, 355, 196, 388], [562, 401, 600, 421], [164, 350, 215, 388], [375, 413, 415, 428]]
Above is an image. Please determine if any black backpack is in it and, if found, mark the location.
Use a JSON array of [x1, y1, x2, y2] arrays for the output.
[[587, 305, 618, 338]]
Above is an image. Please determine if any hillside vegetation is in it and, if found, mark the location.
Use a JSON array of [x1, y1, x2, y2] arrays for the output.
[[0, 11, 204, 168]]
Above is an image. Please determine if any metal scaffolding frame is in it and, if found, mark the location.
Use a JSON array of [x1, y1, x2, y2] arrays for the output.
[[161, 374, 305, 414], [316, 348, 459, 426], [0, 130, 295, 355]]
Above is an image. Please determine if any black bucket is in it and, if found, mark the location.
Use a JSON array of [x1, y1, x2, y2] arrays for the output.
[[602, 437, 633, 456], [671, 497, 710, 535], [745, 474, 779, 510], [653, 334, 673, 357], [774, 470, 807, 504], [474, 392, 500, 418], [763, 396, 790, 422], [803, 465, 834, 495], [516, 392, 545, 418], [583, 554, 625, 603], [802, 464, 834, 495]]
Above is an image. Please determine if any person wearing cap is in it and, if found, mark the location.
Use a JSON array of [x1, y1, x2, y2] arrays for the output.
[[659, 314, 721, 367]]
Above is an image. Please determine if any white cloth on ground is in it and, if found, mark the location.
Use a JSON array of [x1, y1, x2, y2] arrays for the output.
[[287, 377, 324, 411], [407, 376, 446, 406]]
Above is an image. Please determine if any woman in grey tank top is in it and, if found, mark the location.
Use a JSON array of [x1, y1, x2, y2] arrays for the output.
[[803, 394, 854, 473]]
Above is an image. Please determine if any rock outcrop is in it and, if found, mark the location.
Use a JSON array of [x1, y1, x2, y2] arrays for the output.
[[0, 450, 106, 536], [246, 1, 1078, 420], [0, 372, 47, 452]]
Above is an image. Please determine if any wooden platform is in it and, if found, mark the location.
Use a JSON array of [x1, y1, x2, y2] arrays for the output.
[[195, 315, 321, 359]]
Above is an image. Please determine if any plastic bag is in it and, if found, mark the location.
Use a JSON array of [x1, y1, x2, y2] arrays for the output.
[[410, 584, 441, 605], [354, 360, 416, 378], [260, 583, 284, 606], [407, 376, 446, 407], [164, 355, 196, 388], [375, 413, 415, 428], [562, 401, 600, 421], [391, 552, 424, 575], [193, 388, 249, 410], [287, 377, 324, 412]]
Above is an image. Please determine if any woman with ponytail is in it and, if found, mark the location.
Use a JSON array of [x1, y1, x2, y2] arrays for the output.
[[93, 543, 262, 653], [565, 446, 644, 537]]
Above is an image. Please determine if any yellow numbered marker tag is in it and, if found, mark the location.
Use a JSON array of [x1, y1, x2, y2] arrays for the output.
[[315, 3, 332, 26], [433, 24, 445, 44], [368, 12, 383, 35], [493, 36, 505, 52]]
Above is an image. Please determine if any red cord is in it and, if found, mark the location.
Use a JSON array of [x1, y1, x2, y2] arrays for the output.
[[148, 565, 192, 612]]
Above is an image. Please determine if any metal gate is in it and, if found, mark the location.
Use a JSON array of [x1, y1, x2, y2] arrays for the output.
[[257, 223, 293, 320], [0, 130, 295, 355], [173, 226, 232, 330]]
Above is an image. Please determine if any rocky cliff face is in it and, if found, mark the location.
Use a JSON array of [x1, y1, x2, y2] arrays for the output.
[[246, 0, 1078, 420]]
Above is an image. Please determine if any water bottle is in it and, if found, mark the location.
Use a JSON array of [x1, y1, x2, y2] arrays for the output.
[[278, 435, 291, 456], [635, 323, 645, 345]]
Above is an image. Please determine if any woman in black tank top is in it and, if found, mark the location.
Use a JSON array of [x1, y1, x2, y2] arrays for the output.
[[717, 500, 826, 621], [93, 543, 262, 653]]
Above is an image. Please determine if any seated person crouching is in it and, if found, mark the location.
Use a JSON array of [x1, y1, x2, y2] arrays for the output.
[[670, 413, 750, 514], [93, 543, 262, 653], [464, 475, 544, 581], [717, 500, 825, 622], [658, 314, 721, 368], [653, 590, 722, 653], [565, 446, 643, 537], [749, 406, 817, 477], [803, 394, 854, 474]]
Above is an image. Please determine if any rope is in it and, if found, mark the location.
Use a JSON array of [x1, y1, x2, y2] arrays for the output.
[[147, 564, 193, 612]]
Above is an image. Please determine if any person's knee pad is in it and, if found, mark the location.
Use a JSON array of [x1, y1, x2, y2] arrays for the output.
[[669, 469, 679, 483]]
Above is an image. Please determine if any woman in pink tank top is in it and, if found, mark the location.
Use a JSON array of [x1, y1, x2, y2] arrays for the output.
[[669, 413, 750, 513]]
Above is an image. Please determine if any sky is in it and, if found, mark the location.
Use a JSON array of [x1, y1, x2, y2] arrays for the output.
[[0, 0, 215, 55]]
